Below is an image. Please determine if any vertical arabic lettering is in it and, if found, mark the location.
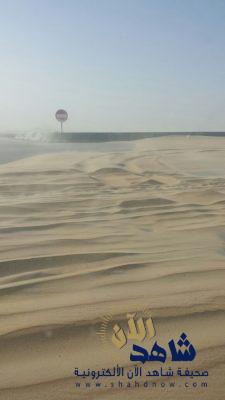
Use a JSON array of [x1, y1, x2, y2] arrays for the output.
[[127, 313, 147, 342], [112, 313, 155, 349], [112, 324, 127, 349], [145, 317, 155, 339]]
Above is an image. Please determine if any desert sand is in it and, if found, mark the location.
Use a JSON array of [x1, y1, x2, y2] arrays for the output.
[[0, 136, 224, 399]]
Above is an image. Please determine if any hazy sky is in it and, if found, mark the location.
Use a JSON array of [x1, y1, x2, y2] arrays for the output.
[[1, 0, 225, 132]]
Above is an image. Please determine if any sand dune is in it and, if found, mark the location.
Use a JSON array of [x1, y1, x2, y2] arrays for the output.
[[0, 136, 224, 399]]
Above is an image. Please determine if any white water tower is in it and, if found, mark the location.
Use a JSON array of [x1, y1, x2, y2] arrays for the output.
[[55, 109, 68, 134]]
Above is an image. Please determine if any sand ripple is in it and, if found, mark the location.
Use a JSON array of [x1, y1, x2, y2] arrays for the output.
[[0, 137, 224, 399]]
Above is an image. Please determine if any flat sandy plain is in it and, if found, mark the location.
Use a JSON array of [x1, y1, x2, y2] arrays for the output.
[[0, 136, 224, 399]]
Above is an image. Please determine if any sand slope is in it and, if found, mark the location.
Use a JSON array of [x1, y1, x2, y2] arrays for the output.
[[0, 136, 224, 399]]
